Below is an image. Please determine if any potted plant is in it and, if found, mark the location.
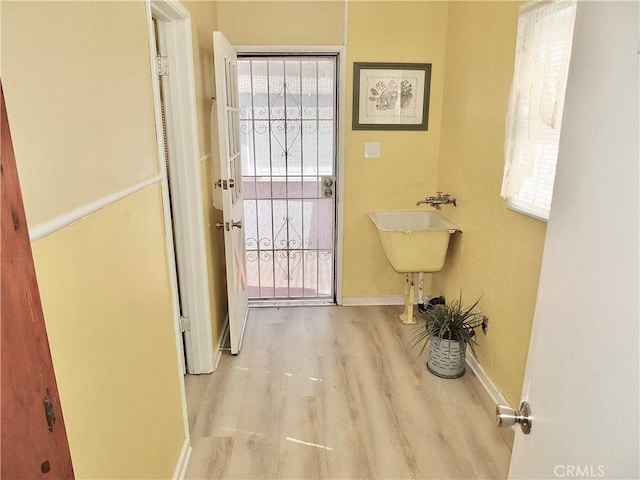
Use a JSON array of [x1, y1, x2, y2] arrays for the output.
[[415, 295, 484, 378]]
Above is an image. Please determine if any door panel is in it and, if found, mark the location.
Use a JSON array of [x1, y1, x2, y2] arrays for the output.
[[508, 3, 639, 478], [1, 83, 74, 478], [213, 32, 249, 355]]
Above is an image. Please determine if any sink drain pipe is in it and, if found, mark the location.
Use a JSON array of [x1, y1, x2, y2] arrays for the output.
[[399, 273, 418, 324]]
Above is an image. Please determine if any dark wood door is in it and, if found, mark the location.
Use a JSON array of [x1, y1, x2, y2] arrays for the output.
[[1, 81, 74, 478]]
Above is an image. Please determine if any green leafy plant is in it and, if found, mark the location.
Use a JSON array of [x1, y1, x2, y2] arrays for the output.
[[414, 294, 484, 355]]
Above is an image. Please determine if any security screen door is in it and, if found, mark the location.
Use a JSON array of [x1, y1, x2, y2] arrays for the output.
[[238, 56, 337, 302]]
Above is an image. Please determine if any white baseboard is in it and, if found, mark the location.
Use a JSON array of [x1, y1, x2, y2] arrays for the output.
[[172, 437, 192, 480], [212, 318, 230, 370], [341, 296, 405, 306], [465, 351, 515, 449], [211, 343, 223, 372], [465, 350, 509, 407]]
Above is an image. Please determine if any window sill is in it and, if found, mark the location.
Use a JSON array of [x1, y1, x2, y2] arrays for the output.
[[506, 199, 549, 222]]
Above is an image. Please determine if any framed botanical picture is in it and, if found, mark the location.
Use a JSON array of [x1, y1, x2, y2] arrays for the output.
[[352, 62, 432, 131]]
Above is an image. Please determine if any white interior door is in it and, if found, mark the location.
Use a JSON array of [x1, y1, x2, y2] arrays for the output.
[[213, 32, 249, 355], [508, 3, 639, 478]]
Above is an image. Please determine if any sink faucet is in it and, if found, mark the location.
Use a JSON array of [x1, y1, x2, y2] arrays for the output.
[[416, 192, 457, 210]]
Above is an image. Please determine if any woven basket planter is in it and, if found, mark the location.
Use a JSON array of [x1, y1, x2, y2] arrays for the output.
[[427, 338, 466, 378]]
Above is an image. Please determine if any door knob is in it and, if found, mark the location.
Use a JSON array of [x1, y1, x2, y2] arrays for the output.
[[215, 222, 225, 230], [496, 401, 532, 434], [231, 220, 242, 229]]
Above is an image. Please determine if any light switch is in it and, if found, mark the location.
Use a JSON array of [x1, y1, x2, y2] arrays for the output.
[[364, 142, 381, 158]]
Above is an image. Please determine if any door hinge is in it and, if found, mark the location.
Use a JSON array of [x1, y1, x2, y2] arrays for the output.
[[180, 315, 191, 332], [43, 389, 56, 432], [156, 55, 169, 76]]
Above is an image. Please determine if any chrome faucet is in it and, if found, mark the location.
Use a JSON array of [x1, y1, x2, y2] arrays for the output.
[[416, 192, 457, 209]]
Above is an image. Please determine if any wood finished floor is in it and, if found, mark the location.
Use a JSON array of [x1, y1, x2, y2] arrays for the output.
[[184, 305, 512, 479]]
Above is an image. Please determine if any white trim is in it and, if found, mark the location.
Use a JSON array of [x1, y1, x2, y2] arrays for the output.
[[145, 4, 192, 476], [250, 299, 335, 308], [465, 350, 510, 407], [149, 1, 214, 375], [171, 438, 192, 480], [215, 314, 231, 354], [235, 44, 346, 54], [335, 47, 346, 305], [145, 4, 191, 479], [341, 295, 405, 306], [235, 45, 346, 305], [211, 317, 229, 371], [151, 0, 190, 21], [29, 176, 162, 242], [465, 351, 514, 448], [506, 198, 549, 222]]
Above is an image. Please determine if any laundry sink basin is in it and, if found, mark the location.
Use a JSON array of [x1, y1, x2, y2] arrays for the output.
[[369, 210, 461, 273]]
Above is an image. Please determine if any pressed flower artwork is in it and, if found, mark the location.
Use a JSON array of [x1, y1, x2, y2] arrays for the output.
[[353, 63, 431, 130]]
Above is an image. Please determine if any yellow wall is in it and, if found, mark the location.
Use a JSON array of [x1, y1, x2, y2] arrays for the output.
[[214, 0, 546, 407], [183, 1, 229, 350], [0, 2, 548, 474], [2, 1, 159, 228], [343, 1, 448, 298], [2, 2, 186, 477], [200, 154, 230, 348], [434, 1, 546, 406], [185, 0, 218, 158], [216, 1, 449, 299], [217, 1, 345, 45], [32, 186, 185, 478]]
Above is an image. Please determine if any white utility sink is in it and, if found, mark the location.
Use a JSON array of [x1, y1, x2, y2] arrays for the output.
[[369, 210, 462, 273]]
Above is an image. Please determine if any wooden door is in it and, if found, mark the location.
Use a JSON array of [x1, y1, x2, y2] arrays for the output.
[[213, 32, 249, 355], [1, 82, 74, 477]]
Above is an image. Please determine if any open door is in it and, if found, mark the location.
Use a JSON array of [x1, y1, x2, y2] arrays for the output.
[[1, 82, 75, 477], [505, 3, 639, 478], [212, 32, 249, 355]]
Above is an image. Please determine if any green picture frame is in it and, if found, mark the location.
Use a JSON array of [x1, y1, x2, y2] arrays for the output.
[[352, 62, 431, 131]]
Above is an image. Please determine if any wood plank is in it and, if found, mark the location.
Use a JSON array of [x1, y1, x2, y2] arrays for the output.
[[185, 305, 511, 479], [1, 81, 74, 478]]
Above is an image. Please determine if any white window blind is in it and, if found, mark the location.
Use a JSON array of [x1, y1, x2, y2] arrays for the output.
[[501, 1, 577, 221]]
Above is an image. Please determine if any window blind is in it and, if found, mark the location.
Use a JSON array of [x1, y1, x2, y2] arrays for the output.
[[501, 1, 577, 221]]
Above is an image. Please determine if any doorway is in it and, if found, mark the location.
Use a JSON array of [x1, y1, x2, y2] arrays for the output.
[[148, 1, 215, 375], [238, 55, 339, 304], [152, 16, 189, 373]]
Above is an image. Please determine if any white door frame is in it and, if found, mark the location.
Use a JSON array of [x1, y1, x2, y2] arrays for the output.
[[234, 45, 346, 304], [146, 0, 215, 377]]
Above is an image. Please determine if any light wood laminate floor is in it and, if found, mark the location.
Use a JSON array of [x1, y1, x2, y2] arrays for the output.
[[184, 305, 512, 479]]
